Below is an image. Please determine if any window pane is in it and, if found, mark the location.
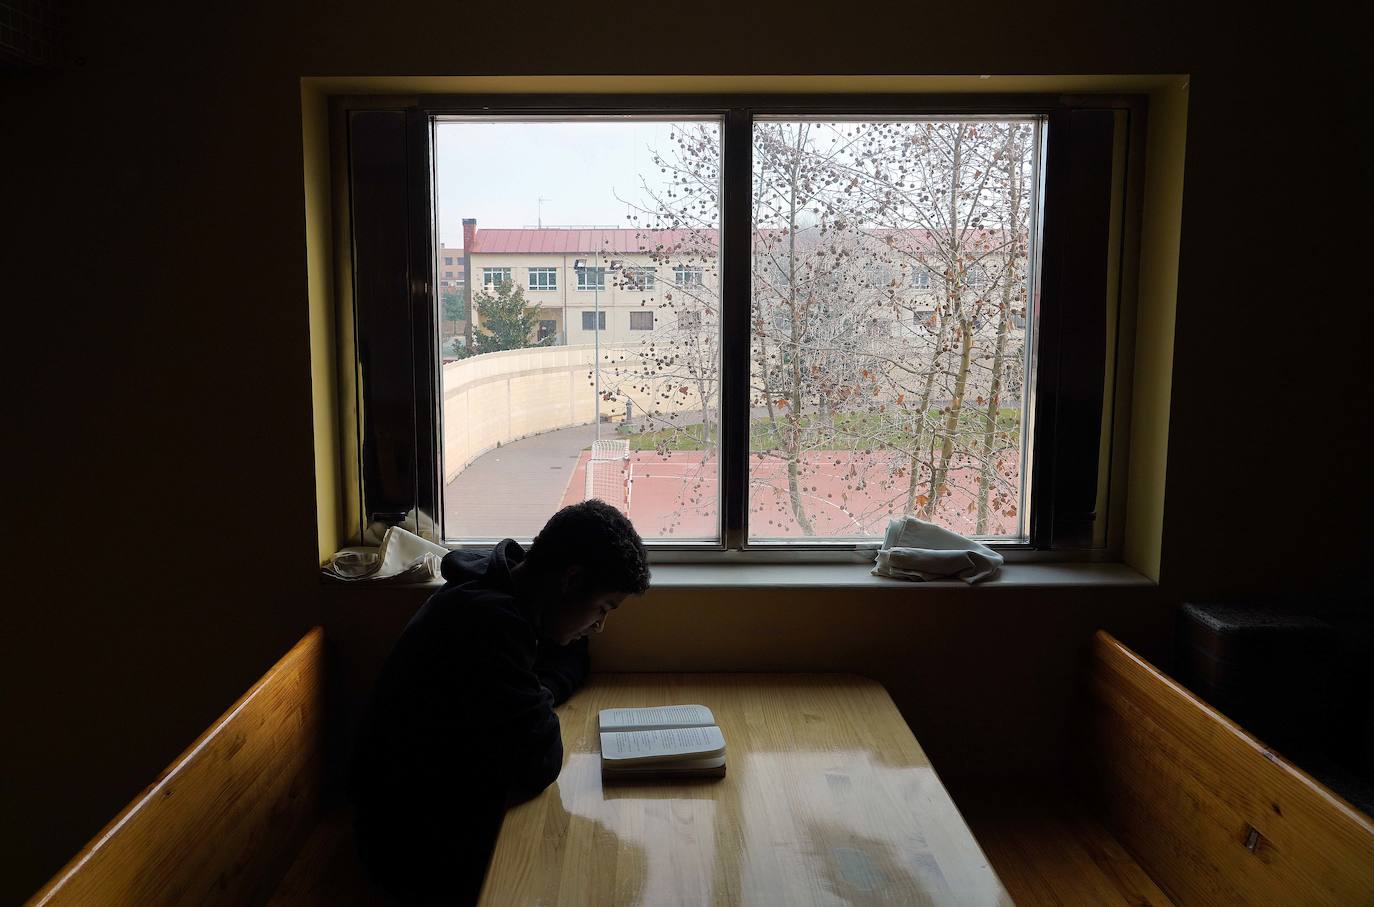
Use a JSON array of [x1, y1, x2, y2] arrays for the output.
[[436, 118, 722, 542], [748, 118, 1040, 541]]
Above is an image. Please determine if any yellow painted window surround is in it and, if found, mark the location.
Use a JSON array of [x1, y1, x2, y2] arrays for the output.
[[301, 75, 1187, 580]]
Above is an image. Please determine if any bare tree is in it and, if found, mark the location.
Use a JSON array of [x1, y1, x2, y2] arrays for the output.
[[616, 119, 1036, 538]]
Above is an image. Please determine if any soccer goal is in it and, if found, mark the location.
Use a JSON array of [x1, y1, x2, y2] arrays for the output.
[[584, 439, 631, 510]]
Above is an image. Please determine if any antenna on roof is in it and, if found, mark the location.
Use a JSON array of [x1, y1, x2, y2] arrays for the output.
[[537, 197, 552, 229]]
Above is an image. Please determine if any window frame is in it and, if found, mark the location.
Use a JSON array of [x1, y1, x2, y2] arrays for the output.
[[629, 310, 654, 331], [575, 266, 606, 291], [481, 266, 512, 289], [527, 266, 558, 291], [622, 265, 657, 291], [580, 310, 607, 331], [674, 265, 705, 287], [341, 93, 1144, 560]]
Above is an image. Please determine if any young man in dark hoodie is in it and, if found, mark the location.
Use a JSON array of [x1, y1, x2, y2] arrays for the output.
[[349, 500, 650, 904]]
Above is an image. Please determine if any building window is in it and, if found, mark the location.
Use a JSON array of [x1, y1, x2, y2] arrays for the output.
[[576, 267, 605, 291], [623, 267, 657, 291], [482, 267, 512, 289], [528, 267, 558, 291], [674, 266, 704, 287], [444, 256, 454, 266], [350, 99, 1128, 553]]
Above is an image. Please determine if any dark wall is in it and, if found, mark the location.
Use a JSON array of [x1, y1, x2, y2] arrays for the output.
[[2, 0, 1360, 901]]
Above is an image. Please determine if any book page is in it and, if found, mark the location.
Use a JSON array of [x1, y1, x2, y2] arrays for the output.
[[600, 726, 726, 764], [603, 754, 726, 774], [598, 704, 715, 732]]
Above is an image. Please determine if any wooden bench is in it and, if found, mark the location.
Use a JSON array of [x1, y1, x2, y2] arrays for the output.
[[964, 630, 1374, 906], [26, 627, 380, 907]]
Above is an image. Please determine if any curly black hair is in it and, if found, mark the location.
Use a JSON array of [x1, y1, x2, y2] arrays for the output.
[[525, 500, 651, 595]]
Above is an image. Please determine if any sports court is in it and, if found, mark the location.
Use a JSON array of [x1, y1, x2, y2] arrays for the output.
[[560, 440, 1019, 539]]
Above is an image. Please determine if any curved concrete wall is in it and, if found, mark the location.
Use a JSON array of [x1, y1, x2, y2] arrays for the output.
[[441, 344, 708, 482]]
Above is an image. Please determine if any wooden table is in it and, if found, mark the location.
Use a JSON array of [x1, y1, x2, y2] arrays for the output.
[[479, 674, 1012, 906]]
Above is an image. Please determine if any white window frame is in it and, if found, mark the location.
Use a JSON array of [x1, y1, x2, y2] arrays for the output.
[[576, 267, 606, 291], [528, 267, 558, 291], [629, 311, 654, 331], [624, 266, 657, 291], [674, 266, 705, 287], [581, 310, 607, 331], [482, 267, 512, 289]]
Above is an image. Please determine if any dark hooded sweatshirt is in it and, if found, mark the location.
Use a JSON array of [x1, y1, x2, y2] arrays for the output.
[[349, 539, 589, 902]]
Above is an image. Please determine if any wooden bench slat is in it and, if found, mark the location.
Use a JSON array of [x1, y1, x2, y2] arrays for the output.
[[29, 628, 326, 907], [1090, 630, 1374, 906]]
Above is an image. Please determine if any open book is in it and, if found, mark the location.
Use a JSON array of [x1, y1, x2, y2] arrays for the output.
[[599, 705, 726, 779]]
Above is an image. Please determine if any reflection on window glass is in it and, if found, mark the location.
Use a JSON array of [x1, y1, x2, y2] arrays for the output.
[[748, 118, 1040, 541], [435, 119, 722, 542]]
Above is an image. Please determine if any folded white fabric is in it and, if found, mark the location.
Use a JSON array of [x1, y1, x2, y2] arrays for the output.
[[872, 516, 1004, 584], [323, 525, 450, 583]]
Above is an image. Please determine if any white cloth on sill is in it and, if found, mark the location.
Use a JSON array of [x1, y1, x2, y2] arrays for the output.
[[323, 525, 449, 583], [872, 516, 1003, 584]]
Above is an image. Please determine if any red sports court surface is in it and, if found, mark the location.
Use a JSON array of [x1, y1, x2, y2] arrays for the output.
[[561, 450, 1019, 539]]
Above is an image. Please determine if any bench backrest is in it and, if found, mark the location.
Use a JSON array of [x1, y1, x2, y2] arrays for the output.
[[1089, 630, 1374, 906], [28, 627, 326, 907]]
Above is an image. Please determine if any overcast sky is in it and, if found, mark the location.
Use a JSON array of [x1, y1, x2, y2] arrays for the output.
[[435, 119, 716, 247]]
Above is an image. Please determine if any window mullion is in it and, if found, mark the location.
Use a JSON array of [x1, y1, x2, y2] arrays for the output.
[[720, 108, 753, 549]]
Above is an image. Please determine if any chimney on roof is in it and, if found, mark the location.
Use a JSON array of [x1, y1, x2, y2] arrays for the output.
[[461, 219, 476, 350]]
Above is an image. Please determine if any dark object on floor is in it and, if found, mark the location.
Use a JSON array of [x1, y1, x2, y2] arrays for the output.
[[1177, 601, 1374, 819], [1177, 602, 1337, 751]]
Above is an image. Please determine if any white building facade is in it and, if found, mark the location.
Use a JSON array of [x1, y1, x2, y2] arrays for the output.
[[462, 222, 719, 348]]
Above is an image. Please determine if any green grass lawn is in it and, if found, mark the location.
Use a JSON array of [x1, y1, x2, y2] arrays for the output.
[[613, 408, 1022, 453]]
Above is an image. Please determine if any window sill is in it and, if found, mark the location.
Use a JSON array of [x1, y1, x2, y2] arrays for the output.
[[646, 561, 1152, 589], [324, 561, 1152, 592]]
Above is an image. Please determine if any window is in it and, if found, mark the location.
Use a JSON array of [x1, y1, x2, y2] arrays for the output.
[[675, 266, 704, 287], [576, 267, 605, 291], [623, 267, 657, 291], [528, 267, 557, 291], [347, 97, 1130, 554], [444, 256, 454, 265], [748, 118, 1051, 542]]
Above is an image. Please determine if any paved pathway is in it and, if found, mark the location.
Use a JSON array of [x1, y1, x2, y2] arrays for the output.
[[443, 422, 601, 539]]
